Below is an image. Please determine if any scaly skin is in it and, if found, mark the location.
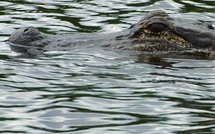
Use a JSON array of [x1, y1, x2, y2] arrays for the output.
[[7, 10, 215, 55]]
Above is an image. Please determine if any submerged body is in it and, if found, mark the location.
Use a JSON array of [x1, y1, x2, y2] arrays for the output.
[[7, 10, 215, 56]]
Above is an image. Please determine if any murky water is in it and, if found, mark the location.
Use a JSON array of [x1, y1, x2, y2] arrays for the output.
[[0, 0, 215, 133]]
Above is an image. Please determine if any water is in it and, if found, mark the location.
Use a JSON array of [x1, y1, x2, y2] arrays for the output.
[[0, 0, 215, 133]]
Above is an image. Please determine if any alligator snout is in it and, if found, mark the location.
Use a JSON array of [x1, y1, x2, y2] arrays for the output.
[[9, 26, 42, 44], [8, 27, 44, 53]]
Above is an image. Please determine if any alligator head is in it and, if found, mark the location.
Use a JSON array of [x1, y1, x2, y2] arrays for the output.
[[129, 10, 215, 52], [7, 10, 215, 54]]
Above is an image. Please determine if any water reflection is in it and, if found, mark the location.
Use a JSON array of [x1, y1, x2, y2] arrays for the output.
[[0, 0, 215, 134]]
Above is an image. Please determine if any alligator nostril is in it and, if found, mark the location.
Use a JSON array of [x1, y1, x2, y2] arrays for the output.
[[24, 28, 29, 32], [208, 24, 215, 30]]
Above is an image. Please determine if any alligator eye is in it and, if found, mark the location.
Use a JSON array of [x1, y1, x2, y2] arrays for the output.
[[148, 23, 166, 33]]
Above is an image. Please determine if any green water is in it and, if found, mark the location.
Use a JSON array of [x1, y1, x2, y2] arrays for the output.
[[0, 0, 214, 134]]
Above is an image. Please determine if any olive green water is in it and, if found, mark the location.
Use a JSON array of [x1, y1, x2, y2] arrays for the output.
[[0, 0, 215, 134]]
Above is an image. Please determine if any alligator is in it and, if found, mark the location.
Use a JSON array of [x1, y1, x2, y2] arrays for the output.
[[7, 10, 215, 56]]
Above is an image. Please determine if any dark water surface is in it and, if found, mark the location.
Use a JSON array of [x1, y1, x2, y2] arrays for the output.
[[0, 0, 215, 133]]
